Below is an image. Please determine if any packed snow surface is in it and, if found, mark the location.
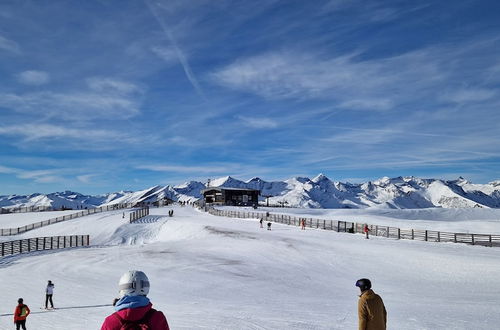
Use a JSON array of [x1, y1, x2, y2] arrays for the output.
[[221, 206, 500, 234], [1, 206, 499, 329], [0, 210, 79, 228]]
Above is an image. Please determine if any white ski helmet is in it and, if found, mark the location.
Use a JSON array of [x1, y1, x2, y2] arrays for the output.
[[118, 270, 150, 297]]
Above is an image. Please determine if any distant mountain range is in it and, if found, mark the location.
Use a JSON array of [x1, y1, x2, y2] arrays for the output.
[[1, 175, 500, 210]]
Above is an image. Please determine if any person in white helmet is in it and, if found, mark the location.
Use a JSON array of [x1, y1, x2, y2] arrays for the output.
[[100, 270, 170, 330]]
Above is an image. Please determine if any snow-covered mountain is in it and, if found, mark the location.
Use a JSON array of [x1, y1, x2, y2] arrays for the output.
[[1, 175, 500, 210]]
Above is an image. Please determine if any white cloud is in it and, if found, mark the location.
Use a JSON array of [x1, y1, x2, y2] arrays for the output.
[[0, 91, 140, 120], [237, 116, 279, 129], [17, 70, 50, 85], [0, 165, 19, 174], [211, 41, 500, 112], [151, 46, 178, 64], [0, 124, 125, 142], [211, 50, 445, 103], [86, 77, 142, 94], [0, 34, 20, 53], [77, 174, 98, 184], [16, 169, 61, 183], [441, 88, 496, 104], [339, 98, 394, 111], [137, 164, 225, 174]]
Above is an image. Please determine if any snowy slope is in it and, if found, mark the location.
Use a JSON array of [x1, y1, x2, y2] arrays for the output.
[[1, 206, 499, 329], [2, 175, 500, 210]]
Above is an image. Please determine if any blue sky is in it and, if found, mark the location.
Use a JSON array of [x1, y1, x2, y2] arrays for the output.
[[1, 0, 499, 195]]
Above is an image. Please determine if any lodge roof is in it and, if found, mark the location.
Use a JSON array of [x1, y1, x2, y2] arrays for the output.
[[201, 187, 260, 194]]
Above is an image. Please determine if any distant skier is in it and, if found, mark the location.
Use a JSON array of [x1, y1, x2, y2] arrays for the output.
[[14, 298, 30, 330], [259, 218, 263, 228], [101, 270, 170, 330], [45, 280, 54, 309], [301, 218, 306, 230], [364, 224, 370, 239], [356, 278, 387, 330], [267, 222, 272, 230]]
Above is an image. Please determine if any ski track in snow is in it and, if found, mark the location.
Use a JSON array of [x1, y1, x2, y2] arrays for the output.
[[0, 206, 499, 329]]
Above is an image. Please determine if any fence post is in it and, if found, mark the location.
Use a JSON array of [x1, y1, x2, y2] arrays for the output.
[[425, 230, 428, 241], [412, 229, 414, 240], [471, 234, 475, 245], [20, 240, 22, 253], [398, 228, 401, 239], [51, 237, 54, 249], [437, 232, 440, 242], [375, 225, 378, 236], [337, 221, 340, 232], [43, 238, 46, 250], [490, 235, 492, 247], [28, 239, 30, 252], [387, 226, 390, 238], [454, 233, 457, 243], [1, 242, 3, 256]]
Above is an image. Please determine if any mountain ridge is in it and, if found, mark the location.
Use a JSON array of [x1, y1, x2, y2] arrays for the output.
[[1, 175, 500, 210]]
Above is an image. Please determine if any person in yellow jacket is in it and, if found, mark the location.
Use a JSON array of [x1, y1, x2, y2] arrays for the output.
[[14, 298, 30, 330], [356, 278, 387, 330]]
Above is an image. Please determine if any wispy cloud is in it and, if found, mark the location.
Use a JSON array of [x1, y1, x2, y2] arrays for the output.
[[211, 50, 444, 104], [0, 165, 18, 174], [0, 124, 137, 146], [136, 164, 226, 174], [0, 34, 20, 53], [151, 46, 178, 64], [144, 0, 205, 99], [0, 165, 63, 184], [237, 116, 279, 129], [16, 70, 50, 85], [17, 169, 61, 183], [86, 77, 143, 95], [440, 88, 496, 104], [77, 174, 98, 184], [0, 90, 140, 121]]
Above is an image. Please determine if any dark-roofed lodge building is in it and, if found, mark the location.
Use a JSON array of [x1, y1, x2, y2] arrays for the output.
[[201, 187, 260, 207]]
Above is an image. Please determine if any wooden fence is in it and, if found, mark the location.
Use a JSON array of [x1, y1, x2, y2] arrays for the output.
[[206, 208, 500, 248], [0, 203, 134, 236], [130, 207, 150, 223], [0, 235, 90, 257], [1, 206, 54, 214]]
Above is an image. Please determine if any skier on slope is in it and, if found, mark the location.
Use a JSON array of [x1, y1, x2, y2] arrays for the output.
[[45, 280, 55, 309], [356, 278, 387, 330], [101, 270, 170, 330], [364, 224, 370, 239], [14, 298, 30, 330]]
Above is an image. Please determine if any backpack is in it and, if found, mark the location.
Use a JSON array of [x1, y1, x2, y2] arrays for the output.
[[114, 308, 156, 330]]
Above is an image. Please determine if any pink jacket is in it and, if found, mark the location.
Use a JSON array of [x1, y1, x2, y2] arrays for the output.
[[100, 303, 170, 330]]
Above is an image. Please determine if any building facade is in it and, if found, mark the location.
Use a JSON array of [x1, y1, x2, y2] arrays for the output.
[[201, 187, 260, 207]]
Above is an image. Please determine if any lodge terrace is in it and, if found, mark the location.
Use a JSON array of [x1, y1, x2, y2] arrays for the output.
[[201, 187, 260, 207]]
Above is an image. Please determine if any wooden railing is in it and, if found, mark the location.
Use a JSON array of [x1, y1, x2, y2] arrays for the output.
[[0, 235, 90, 257], [0, 203, 135, 236], [1, 206, 55, 214], [206, 207, 500, 248], [130, 207, 150, 223]]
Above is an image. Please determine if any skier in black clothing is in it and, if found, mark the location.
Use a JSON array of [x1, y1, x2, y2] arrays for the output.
[[267, 222, 272, 230], [45, 280, 54, 309]]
